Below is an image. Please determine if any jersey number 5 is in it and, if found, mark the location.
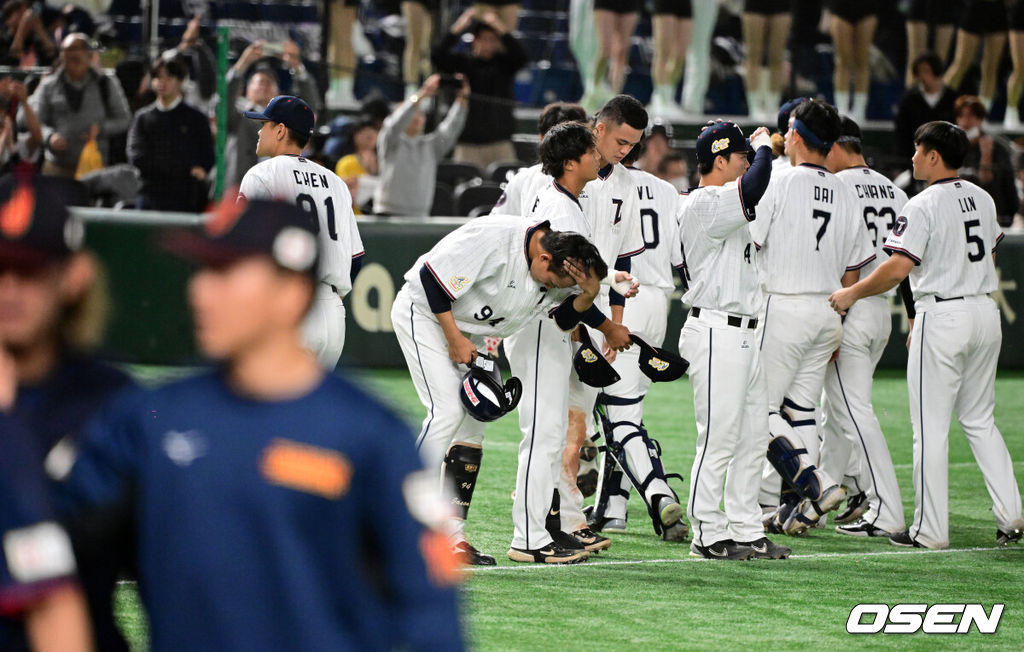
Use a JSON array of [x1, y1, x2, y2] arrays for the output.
[[812, 209, 831, 251], [964, 219, 985, 262], [297, 193, 339, 241]]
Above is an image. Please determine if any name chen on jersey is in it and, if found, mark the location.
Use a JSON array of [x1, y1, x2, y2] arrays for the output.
[[293, 169, 331, 189]]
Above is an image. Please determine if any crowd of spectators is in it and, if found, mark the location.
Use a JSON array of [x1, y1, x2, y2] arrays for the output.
[[2, 1, 1024, 229]]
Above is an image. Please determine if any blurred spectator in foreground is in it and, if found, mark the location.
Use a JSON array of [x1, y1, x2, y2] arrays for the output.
[[0, 75, 42, 173], [636, 122, 671, 173], [374, 74, 468, 216], [894, 52, 956, 161], [944, 0, 1006, 113], [655, 150, 689, 191], [224, 40, 321, 190], [904, 0, 959, 87], [127, 57, 213, 212], [829, 0, 878, 122], [742, 0, 791, 121], [30, 33, 130, 178], [648, 0, 690, 120], [335, 117, 378, 213], [432, 8, 526, 171], [955, 95, 1019, 226], [0, 0, 56, 66]]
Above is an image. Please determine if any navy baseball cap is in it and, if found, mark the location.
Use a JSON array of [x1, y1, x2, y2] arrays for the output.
[[777, 97, 807, 135], [629, 333, 689, 382], [695, 121, 749, 167], [164, 199, 319, 277], [0, 176, 84, 267], [244, 95, 315, 137]]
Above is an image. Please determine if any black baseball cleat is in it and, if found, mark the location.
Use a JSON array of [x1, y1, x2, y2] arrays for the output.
[[996, 521, 1024, 546], [452, 540, 496, 566], [888, 531, 924, 548], [834, 492, 868, 524], [549, 528, 586, 550], [689, 539, 755, 560], [741, 537, 791, 559], [507, 543, 589, 564], [572, 527, 612, 552], [836, 519, 892, 538]]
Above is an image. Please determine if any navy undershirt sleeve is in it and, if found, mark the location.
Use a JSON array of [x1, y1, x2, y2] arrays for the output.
[[609, 257, 631, 307], [740, 146, 773, 209], [419, 264, 453, 314]]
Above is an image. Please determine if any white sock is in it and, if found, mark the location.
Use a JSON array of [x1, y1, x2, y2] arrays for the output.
[[852, 92, 868, 120], [980, 96, 993, 111], [834, 90, 850, 113]]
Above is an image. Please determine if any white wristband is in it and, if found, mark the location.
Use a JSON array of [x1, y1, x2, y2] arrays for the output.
[[750, 132, 772, 151], [602, 270, 635, 295]]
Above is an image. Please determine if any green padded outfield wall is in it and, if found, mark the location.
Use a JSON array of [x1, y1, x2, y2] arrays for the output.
[[82, 212, 1024, 369]]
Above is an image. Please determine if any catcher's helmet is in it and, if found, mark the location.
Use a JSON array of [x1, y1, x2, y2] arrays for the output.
[[460, 353, 523, 422], [629, 333, 689, 382], [573, 327, 621, 388]]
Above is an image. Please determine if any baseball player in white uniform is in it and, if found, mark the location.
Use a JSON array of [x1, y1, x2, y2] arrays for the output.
[[819, 116, 908, 538], [677, 120, 791, 560], [238, 95, 364, 370], [586, 138, 689, 542], [504, 103, 646, 556], [491, 102, 588, 217], [391, 214, 609, 564], [750, 99, 874, 536], [829, 120, 1024, 549]]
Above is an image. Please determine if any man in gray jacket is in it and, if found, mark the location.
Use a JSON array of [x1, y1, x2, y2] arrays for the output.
[[29, 33, 131, 178], [224, 39, 322, 190], [373, 74, 468, 216]]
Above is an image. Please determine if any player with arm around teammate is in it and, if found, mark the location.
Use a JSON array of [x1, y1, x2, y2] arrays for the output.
[[64, 199, 465, 650], [391, 214, 610, 565], [677, 120, 791, 560], [818, 116, 908, 539], [829, 121, 1024, 549], [238, 95, 365, 370], [751, 99, 875, 536], [585, 135, 690, 542]]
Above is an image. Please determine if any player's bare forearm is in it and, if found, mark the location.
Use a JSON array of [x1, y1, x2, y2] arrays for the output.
[[597, 319, 631, 351], [610, 304, 624, 324], [436, 311, 476, 364], [840, 269, 860, 288], [829, 255, 913, 313]]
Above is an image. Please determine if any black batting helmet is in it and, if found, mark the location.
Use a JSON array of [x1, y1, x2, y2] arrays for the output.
[[460, 354, 523, 422]]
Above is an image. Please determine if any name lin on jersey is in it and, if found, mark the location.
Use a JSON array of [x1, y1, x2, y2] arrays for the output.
[[293, 170, 330, 189]]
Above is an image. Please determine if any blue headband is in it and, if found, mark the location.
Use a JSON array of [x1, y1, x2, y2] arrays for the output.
[[792, 118, 833, 151]]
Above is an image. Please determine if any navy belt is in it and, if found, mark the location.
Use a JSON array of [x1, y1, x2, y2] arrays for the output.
[[690, 307, 758, 330], [935, 296, 963, 302]]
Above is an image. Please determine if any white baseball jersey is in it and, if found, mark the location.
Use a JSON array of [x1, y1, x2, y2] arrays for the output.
[[403, 215, 571, 338], [627, 167, 683, 294], [883, 177, 1003, 303], [491, 163, 551, 216], [578, 163, 646, 266], [527, 181, 591, 235], [751, 163, 874, 295], [836, 166, 909, 297], [238, 155, 364, 296], [678, 182, 763, 316]]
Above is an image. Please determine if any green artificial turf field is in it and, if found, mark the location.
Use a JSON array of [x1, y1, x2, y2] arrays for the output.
[[114, 369, 1024, 650]]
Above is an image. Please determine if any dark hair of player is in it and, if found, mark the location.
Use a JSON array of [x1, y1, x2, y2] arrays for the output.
[[914, 120, 969, 170], [272, 123, 310, 149], [621, 133, 646, 167], [538, 121, 595, 178], [791, 99, 840, 157], [151, 56, 188, 81], [595, 94, 649, 132], [538, 102, 588, 138], [911, 51, 945, 79], [540, 230, 608, 280], [835, 115, 863, 155]]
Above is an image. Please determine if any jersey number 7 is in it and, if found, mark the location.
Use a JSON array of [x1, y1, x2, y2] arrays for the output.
[[812, 209, 831, 251], [297, 193, 339, 241]]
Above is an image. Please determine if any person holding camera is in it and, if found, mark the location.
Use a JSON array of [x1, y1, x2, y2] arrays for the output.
[[431, 8, 526, 171], [373, 73, 468, 216], [224, 39, 321, 190]]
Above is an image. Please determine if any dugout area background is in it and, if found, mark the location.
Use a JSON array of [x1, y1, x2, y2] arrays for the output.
[[79, 208, 1024, 370]]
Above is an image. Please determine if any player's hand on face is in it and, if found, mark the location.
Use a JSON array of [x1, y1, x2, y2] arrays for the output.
[[564, 257, 599, 295], [614, 271, 640, 298], [603, 322, 631, 352], [448, 334, 478, 365], [420, 74, 441, 98], [828, 288, 854, 315]]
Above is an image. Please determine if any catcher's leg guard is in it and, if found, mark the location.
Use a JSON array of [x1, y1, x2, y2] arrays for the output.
[[588, 441, 630, 531], [766, 434, 825, 503], [442, 443, 483, 520], [597, 396, 685, 536]]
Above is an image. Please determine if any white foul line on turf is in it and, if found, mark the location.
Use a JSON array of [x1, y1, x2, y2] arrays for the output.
[[466, 546, 1016, 571]]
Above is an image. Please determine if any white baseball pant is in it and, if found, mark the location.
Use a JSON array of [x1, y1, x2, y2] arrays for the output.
[[906, 295, 1022, 548], [302, 283, 347, 369]]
